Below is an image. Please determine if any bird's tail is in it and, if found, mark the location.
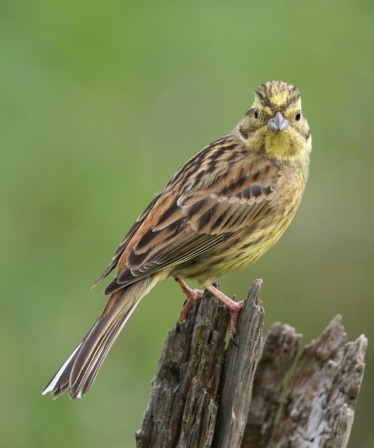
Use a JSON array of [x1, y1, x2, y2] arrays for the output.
[[42, 274, 163, 399]]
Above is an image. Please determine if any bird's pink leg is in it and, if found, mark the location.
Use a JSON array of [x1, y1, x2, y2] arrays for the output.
[[205, 284, 244, 339], [174, 276, 204, 322], [174, 277, 244, 340]]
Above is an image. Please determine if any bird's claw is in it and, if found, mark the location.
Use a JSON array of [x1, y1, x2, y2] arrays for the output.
[[228, 300, 244, 346], [175, 276, 203, 322]]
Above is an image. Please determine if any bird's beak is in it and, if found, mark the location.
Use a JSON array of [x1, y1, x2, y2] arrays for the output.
[[267, 112, 289, 132]]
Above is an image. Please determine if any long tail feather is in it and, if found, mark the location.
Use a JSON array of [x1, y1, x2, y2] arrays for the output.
[[42, 274, 162, 399]]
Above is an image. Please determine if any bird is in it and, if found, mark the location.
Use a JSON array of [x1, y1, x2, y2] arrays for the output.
[[42, 80, 311, 400]]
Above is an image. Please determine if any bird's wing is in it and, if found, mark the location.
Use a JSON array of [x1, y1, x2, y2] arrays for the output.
[[103, 153, 279, 295], [92, 196, 160, 287]]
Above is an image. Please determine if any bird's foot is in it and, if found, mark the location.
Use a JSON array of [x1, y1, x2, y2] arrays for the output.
[[174, 276, 204, 322], [205, 284, 244, 343]]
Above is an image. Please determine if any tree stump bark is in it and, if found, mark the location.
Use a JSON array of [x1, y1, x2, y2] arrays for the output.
[[136, 281, 367, 448], [267, 316, 367, 448], [241, 323, 302, 448]]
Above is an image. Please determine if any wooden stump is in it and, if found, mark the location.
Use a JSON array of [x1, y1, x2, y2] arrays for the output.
[[136, 281, 367, 448]]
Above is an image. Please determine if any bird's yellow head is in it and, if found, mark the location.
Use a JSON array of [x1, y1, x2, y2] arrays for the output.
[[238, 81, 311, 162]]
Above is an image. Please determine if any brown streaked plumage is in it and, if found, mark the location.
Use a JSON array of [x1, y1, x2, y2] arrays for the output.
[[43, 80, 311, 399]]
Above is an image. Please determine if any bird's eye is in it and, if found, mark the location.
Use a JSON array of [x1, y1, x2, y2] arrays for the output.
[[295, 110, 301, 121], [253, 108, 258, 119]]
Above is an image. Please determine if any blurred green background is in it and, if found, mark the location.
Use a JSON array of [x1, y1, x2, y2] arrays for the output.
[[1, 1, 373, 447]]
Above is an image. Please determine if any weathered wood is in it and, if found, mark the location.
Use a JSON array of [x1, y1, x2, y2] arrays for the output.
[[269, 315, 367, 448], [212, 279, 265, 448], [135, 287, 229, 448], [137, 283, 367, 448], [241, 323, 302, 448], [136, 280, 265, 448]]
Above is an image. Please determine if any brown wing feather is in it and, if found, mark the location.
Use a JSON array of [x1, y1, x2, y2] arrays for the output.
[[103, 147, 279, 295], [92, 195, 160, 287]]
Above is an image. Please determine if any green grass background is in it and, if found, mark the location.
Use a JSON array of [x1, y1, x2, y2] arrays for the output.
[[1, 1, 373, 447]]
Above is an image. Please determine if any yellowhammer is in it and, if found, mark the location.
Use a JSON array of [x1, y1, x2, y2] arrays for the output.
[[43, 80, 311, 399]]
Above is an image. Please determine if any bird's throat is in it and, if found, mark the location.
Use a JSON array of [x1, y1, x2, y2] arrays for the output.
[[264, 131, 298, 161]]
